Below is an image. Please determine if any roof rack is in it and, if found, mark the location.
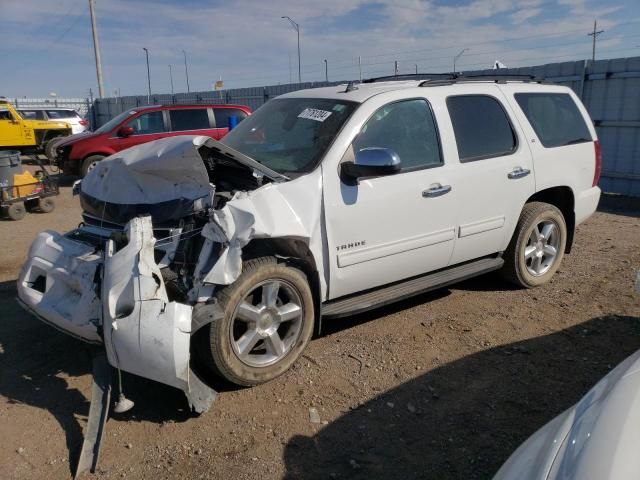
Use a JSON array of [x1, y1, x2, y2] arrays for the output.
[[362, 73, 454, 83], [419, 73, 546, 87]]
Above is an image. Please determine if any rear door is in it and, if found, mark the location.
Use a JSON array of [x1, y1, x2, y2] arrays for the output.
[[108, 110, 168, 152], [444, 86, 535, 265], [167, 107, 213, 138]]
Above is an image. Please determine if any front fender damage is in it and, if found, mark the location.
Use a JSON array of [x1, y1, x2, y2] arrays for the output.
[[102, 215, 216, 413]]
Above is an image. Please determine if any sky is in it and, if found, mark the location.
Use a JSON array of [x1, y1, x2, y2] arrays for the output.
[[1, 0, 640, 98]]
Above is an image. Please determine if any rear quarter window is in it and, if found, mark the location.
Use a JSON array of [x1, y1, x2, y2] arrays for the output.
[[214, 108, 248, 129], [514, 93, 592, 148], [46, 110, 77, 119]]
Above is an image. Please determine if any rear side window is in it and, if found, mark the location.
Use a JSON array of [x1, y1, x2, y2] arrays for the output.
[[447, 95, 517, 162], [169, 108, 210, 131], [46, 110, 77, 119], [515, 93, 592, 148], [214, 108, 248, 129]]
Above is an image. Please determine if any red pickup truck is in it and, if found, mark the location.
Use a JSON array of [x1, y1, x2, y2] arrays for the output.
[[53, 103, 251, 176]]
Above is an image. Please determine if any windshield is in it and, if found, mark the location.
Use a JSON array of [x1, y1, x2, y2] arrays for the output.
[[221, 98, 358, 174], [95, 109, 138, 134]]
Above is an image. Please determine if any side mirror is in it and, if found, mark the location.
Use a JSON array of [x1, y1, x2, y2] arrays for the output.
[[341, 147, 401, 185], [117, 126, 135, 137]]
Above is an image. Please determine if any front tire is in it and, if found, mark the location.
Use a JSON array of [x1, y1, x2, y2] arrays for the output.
[[80, 155, 105, 177], [203, 257, 314, 386], [502, 202, 567, 288]]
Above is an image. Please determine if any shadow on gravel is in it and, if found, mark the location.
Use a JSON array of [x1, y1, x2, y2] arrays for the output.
[[283, 314, 640, 480], [597, 193, 640, 219], [0, 282, 195, 475]]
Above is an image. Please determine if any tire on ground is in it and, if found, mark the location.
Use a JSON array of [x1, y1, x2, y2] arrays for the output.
[[201, 256, 315, 387], [81, 155, 105, 177], [37, 197, 56, 213], [502, 201, 567, 288], [6, 202, 26, 221]]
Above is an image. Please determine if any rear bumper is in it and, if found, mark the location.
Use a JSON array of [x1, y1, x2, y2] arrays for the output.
[[575, 186, 601, 225]]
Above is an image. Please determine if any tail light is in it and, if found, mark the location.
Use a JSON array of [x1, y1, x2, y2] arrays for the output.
[[79, 119, 89, 126], [593, 140, 602, 187]]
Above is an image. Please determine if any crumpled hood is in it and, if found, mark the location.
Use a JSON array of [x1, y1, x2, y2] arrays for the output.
[[82, 135, 212, 205], [80, 135, 213, 225]]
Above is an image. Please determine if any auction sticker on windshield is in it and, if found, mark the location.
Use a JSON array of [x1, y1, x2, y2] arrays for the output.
[[298, 108, 332, 122]]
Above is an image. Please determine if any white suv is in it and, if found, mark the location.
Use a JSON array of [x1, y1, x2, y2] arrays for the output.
[[17, 108, 89, 134], [17, 76, 601, 411]]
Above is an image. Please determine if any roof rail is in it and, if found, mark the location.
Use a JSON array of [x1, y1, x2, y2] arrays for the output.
[[362, 73, 454, 83], [419, 73, 547, 87]]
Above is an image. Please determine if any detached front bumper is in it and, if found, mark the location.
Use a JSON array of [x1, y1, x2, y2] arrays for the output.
[[17, 216, 218, 413], [18, 229, 103, 343]]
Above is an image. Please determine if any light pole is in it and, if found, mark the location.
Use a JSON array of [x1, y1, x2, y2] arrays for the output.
[[324, 59, 328, 82], [142, 47, 151, 103], [168, 64, 174, 94], [453, 48, 469, 74], [182, 50, 190, 93], [282, 16, 301, 83]]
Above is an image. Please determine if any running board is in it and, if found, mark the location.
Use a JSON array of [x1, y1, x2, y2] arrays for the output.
[[322, 257, 503, 318]]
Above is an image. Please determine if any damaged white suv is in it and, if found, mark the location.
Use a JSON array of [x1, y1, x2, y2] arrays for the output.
[[17, 76, 601, 408]]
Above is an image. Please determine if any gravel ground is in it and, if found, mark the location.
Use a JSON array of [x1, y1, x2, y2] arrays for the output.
[[0, 166, 639, 480]]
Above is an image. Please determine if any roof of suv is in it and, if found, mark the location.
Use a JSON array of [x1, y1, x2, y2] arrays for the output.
[[132, 103, 250, 112], [279, 78, 561, 103]]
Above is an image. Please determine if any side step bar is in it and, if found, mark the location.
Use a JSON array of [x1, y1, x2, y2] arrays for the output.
[[322, 256, 504, 318]]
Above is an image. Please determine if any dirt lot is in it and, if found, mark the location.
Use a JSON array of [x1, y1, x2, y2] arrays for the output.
[[0, 166, 639, 480]]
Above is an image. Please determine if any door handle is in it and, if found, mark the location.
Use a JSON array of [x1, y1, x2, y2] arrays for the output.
[[422, 184, 452, 198], [508, 167, 531, 179]]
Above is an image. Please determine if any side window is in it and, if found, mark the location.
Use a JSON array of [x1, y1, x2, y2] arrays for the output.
[[169, 108, 210, 131], [447, 95, 517, 162], [214, 108, 248, 129], [353, 99, 442, 170], [0, 107, 13, 120], [514, 93, 592, 148], [46, 110, 75, 119], [126, 111, 166, 135], [18, 110, 38, 120]]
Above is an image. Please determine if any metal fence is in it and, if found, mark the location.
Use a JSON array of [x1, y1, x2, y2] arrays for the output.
[[93, 56, 640, 197], [11, 97, 92, 117]]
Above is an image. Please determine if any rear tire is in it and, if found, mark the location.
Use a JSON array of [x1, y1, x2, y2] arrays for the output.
[[6, 202, 26, 221], [502, 202, 567, 288], [37, 197, 56, 213], [81, 155, 105, 177], [201, 257, 315, 387]]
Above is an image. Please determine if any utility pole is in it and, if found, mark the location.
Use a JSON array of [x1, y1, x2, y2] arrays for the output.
[[182, 50, 190, 93], [282, 16, 301, 83], [169, 64, 174, 94], [142, 47, 151, 103], [415, 64, 418, 74], [88, 0, 105, 98], [358, 56, 362, 81], [453, 48, 469, 74], [324, 59, 328, 82], [588, 20, 604, 62], [394, 61, 399, 76], [288, 53, 292, 84]]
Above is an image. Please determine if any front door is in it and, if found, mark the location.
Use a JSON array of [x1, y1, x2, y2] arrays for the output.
[[109, 110, 167, 152], [0, 105, 26, 146], [323, 98, 458, 299]]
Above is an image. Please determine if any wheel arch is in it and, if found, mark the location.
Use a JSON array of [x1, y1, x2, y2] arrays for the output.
[[242, 237, 323, 335], [526, 186, 575, 253]]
